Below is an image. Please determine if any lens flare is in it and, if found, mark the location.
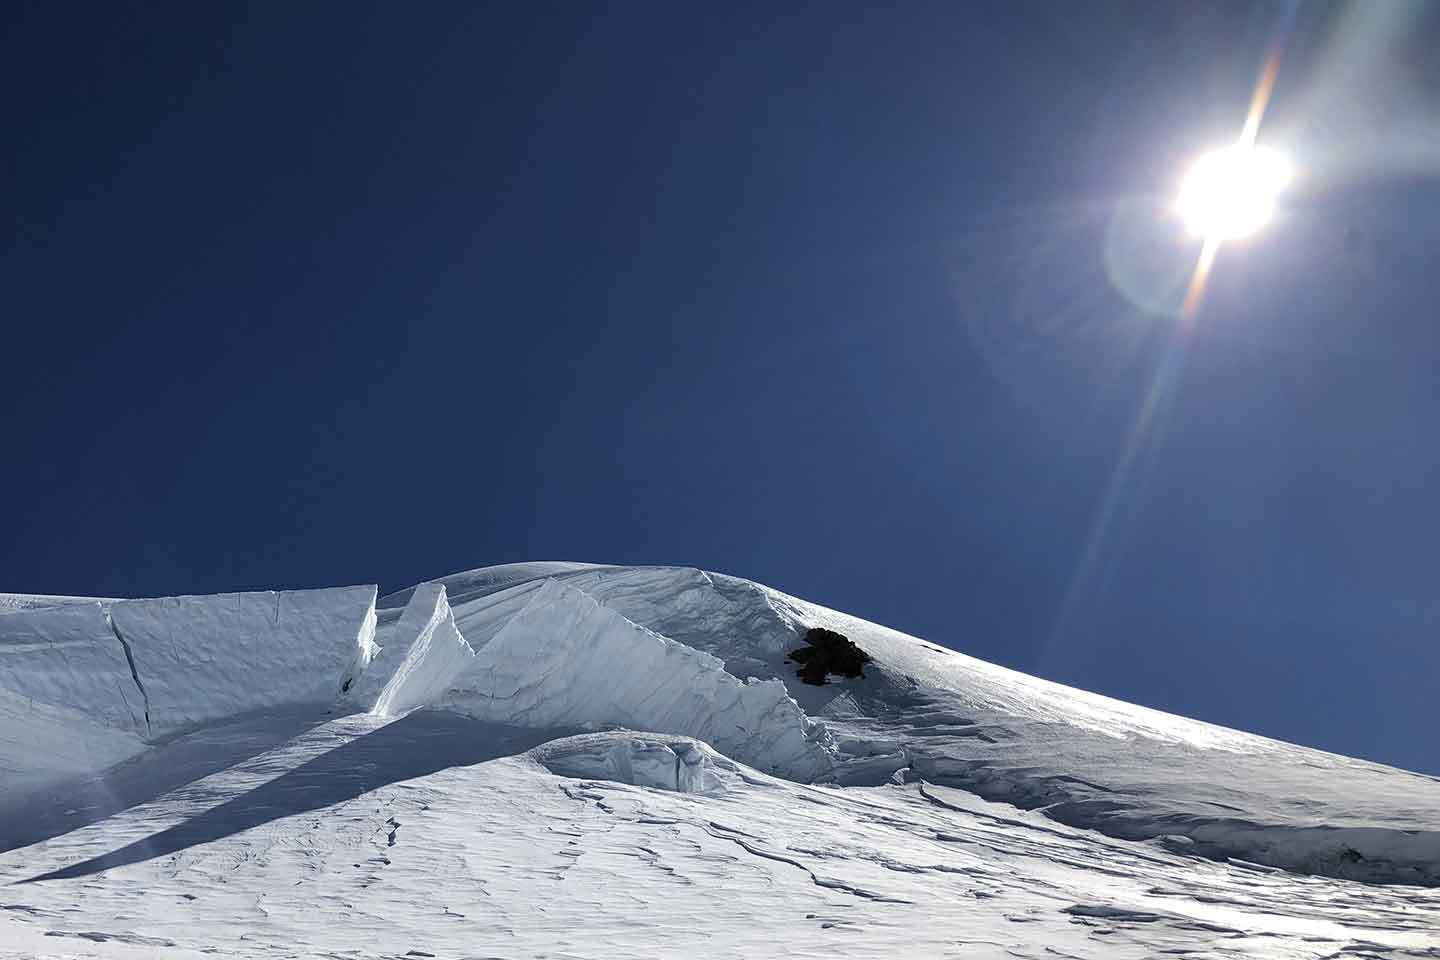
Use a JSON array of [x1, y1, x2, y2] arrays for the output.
[[1176, 144, 1293, 242]]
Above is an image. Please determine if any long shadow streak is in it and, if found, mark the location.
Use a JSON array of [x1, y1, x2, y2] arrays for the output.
[[0, 710, 325, 854], [22, 711, 566, 883]]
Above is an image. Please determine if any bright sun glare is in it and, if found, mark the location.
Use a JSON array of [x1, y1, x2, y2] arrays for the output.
[[1175, 144, 1292, 242]]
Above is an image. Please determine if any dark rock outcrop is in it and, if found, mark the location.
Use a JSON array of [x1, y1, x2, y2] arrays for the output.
[[787, 627, 872, 685]]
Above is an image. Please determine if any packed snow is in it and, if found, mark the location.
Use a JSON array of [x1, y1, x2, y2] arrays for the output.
[[1, 561, 1437, 958]]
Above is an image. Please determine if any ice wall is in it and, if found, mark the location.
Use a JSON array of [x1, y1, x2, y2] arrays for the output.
[[109, 586, 378, 738], [0, 601, 146, 734], [0, 602, 149, 796], [532, 732, 742, 794], [440, 579, 835, 781], [353, 583, 474, 718]]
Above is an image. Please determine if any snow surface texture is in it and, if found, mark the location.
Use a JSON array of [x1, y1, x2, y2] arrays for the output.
[[1, 561, 1438, 959], [0, 593, 116, 614], [1, 714, 1435, 959]]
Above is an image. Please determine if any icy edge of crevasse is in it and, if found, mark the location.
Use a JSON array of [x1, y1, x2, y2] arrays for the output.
[[109, 585, 378, 739], [0, 601, 151, 800], [0, 586, 380, 798], [438, 578, 836, 782], [358, 583, 476, 718], [531, 732, 748, 794]]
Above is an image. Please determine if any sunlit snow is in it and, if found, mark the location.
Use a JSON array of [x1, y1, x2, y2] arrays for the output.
[[1, 563, 1436, 959]]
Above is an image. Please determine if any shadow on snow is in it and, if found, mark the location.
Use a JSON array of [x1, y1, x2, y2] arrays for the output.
[[20, 711, 564, 883]]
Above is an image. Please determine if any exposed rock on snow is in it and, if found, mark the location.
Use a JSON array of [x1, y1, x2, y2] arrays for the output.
[[786, 626, 872, 685], [108, 586, 378, 739], [439, 578, 836, 781], [353, 583, 474, 718]]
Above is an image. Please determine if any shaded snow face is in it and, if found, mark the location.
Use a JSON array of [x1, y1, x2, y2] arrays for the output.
[[109, 586, 379, 739], [0, 602, 150, 797], [0, 586, 379, 800]]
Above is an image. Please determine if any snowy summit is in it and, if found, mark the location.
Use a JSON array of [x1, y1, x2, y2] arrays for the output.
[[1, 561, 1437, 958]]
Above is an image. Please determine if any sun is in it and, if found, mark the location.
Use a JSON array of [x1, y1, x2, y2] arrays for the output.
[[1175, 144, 1292, 242]]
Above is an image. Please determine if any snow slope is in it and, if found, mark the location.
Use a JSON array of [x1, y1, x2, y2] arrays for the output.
[[1, 560, 1438, 959], [1, 713, 1435, 959], [392, 563, 1440, 886]]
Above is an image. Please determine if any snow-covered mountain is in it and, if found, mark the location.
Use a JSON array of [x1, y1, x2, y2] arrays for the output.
[[1, 563, 1437, 958]]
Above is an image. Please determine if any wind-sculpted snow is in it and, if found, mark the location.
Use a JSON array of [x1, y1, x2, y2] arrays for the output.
[[0, 602, 148, 796], [760, 587, 1440, 886], [4, 559, 1440, 907], [108, 586, 379, 738], [0, 602, 146, 735], [3, 715, 1436, 959], [0, 592, 116, 614], [390, 562, 1440, 886], [439, 578, 836, 781], [377, 561, 615, 611], [385, 565, 804, 686], [353, 583, 474, 718], [532, 732, 742, 794]]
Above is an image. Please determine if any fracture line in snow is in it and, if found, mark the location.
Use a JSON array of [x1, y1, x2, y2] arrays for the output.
[[104, 611, 151, 736], [701, 821, 912, 904]]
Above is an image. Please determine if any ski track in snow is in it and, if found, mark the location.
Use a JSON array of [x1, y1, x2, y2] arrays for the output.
[[0, 562, 1437, 958]]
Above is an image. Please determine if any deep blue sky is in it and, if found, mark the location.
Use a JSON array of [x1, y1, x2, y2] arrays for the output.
[[4, 2, 1437, 775]]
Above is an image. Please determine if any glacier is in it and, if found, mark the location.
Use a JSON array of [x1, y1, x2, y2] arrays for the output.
[[0, 561, 1436, 959]]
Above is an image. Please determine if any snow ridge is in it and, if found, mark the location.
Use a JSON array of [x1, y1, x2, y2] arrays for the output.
[[357, 583, 475, 718], [440, 578, 836, 781]]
